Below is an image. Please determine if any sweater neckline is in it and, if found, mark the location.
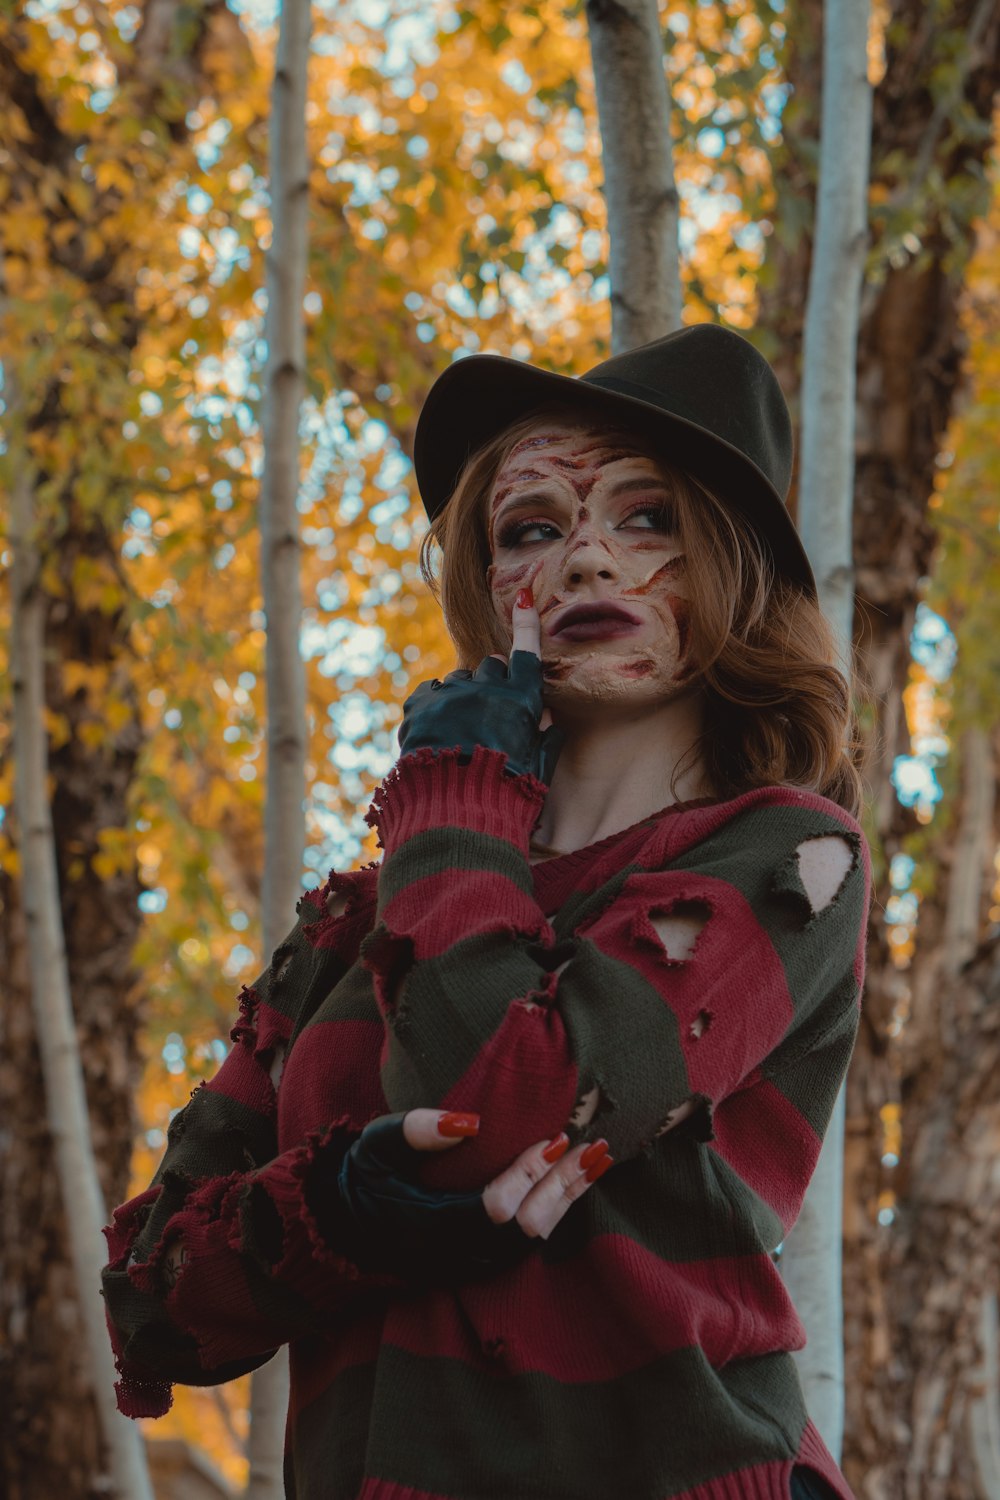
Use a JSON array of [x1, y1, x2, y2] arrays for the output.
[[528, 793, 722, 874]]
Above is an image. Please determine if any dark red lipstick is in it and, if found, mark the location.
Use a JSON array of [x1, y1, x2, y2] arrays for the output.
[[550, 601, 643, 642]]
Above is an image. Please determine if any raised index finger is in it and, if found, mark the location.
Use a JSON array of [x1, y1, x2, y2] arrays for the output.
[[510, 586, 541, 659]]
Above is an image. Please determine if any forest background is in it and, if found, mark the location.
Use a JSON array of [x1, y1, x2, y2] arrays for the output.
[[1, 0, 999, 1497]]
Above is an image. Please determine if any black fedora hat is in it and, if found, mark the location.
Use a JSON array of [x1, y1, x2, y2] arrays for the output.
[[412, 322, 814, 594]]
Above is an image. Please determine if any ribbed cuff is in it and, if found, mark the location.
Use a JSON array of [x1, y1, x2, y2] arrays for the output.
[[248, 1123, 402, 1308], [113, 1363, 174, 1420], [366, 746, 547, 856]]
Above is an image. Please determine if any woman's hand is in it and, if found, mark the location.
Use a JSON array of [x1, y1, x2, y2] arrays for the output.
[[480, 1121, 614, 1238], [397, 590, 564, 785], [317, 1108, 612, 1287]]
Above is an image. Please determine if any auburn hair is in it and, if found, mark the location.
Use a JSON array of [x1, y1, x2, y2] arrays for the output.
[[418, 402, 865, 818]]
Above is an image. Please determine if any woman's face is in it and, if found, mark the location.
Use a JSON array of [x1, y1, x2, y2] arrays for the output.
[[486, 417, 695, 713]]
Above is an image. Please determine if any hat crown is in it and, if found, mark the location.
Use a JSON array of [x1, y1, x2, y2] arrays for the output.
[[581, 323, 793, 501]]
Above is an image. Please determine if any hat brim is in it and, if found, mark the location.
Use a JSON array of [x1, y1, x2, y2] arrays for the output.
[[413, 353, 814, 595]]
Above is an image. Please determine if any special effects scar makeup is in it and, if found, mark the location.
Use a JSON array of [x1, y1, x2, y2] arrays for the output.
[[487, 430, 692, 700]]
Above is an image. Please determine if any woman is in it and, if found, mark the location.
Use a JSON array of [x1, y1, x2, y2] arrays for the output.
[[102, 324, 870, 1500]]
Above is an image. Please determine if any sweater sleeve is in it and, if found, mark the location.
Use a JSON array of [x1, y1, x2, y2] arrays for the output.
[[361, 746, 870, 1192], [101, 870, 397, 1420]]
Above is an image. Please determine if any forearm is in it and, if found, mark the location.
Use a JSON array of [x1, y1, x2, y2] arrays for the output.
[[101, 870, 390, 1413], [102, 1120, 401, 1415]]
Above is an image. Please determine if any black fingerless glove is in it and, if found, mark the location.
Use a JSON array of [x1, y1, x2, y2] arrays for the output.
[[398, 654, 565, 786], [306, 1114, 535, 1288]]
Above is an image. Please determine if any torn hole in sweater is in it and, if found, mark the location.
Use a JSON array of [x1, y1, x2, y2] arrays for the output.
[[269, 942, 295, 993], [229, 987, 291, 1094], [362, 925, 415, 1028], [160, 1235, 189, 1293], [632, 898, 711, 965], [268, 1041, 287, 1090], [516, 968, 560, 1014], [653, 1093, 714, 1143], [326, 890, 349, 920], [772, 831, 859, 926], [569, 1084, 605, 1129], [569, 1077, 616, 1132], [689, 1008, 713, 1040], [651, 900, 710, 961], [301, 868, 371, 946]]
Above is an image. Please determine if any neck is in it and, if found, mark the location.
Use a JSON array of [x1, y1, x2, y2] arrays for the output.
[[531, 690, 713, 856]]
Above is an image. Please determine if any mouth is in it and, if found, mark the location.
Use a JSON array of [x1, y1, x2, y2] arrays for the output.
[[550, 601, 643, 643]]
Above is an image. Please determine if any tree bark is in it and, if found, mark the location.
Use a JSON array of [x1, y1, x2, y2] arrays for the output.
[[780, 0, 873, 1456], [757, 1, 1000, 1487], [888, 729, 998, 1500], [6, 357, 154, 1500], [0, 6, 250, 1495], [246, 1, 311, 1494], [585, 0, 682, 349]]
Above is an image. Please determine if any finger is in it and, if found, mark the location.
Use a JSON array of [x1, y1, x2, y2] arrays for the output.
[[481, 1133, 571, 1225], [402, 1108, 481, 1153], [511, 589, 541, 659], [473, 655, 507, 682], [514, 1139, 614, 1241], [508, 647, 544, 692]]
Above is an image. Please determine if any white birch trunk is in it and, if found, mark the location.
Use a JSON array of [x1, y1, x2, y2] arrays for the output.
[[784, 0, 873, 1459], [245, 0, 312, 1494], [585, 0, 682, 350], [6, 357, 154, 1500], [970, 1292, 1000, 1500], [941, 726, 993, 981]]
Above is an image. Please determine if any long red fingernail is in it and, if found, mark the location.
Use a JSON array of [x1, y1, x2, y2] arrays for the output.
[[585, 1153, 614, 1184], [437, 1112, 480, 1137], [579, 1139, 609, 1171], [516, 586, 533, 610], [542, 1133, 569, 1163]]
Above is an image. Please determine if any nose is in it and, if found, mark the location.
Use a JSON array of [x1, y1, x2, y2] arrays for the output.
[[559, 529, 618, 589]]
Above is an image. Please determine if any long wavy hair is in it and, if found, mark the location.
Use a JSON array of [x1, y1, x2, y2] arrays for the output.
[[418, 401, 865, 818]]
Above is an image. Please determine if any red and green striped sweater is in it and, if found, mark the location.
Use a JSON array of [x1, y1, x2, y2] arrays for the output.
[[102, 746, 870, 1500]]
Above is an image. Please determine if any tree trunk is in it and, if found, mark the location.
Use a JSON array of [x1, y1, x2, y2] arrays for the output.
[[757, 0, 1000, 1487], [0, 7, 247, 1494], [780, 0, 873, 1455], [246, 1, 311, 1494], [6, 360, 154, 1500], [887, 728, 998, 1500], [0, 341, 148, 1500], [585, 0, 682, 349]]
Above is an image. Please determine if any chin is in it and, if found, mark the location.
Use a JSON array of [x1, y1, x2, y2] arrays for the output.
[[541, 656, 692, 715]]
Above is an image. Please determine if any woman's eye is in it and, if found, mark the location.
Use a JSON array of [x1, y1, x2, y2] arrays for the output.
[[621, 503, 677, 532], [496, 519, 561, 547]]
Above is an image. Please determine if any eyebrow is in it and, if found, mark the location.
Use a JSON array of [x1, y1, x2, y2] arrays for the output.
[[495, 474, 669, 509], [492, 473, 668, 525], [609, 476, 671, 495]]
